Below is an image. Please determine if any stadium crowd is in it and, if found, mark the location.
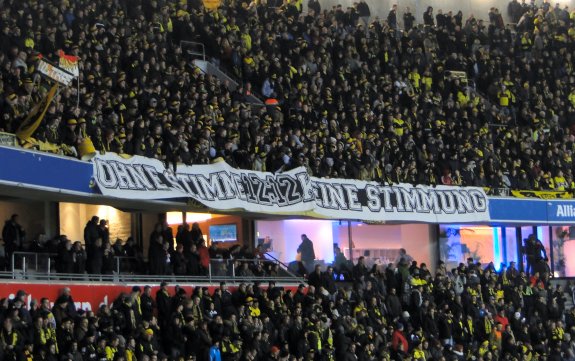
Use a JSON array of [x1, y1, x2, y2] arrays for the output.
[[0, 245, 573, 360], [3, 213, 282, 279], [4, 212, 575, 360], [0, 0, 575, 191]]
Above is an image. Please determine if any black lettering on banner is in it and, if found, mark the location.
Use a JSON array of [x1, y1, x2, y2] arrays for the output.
[[468, 189, 487, 211], [259, 175, 278, 206], [275, 175, 301, 206], [417, 188, 441, 214], [437, 191, 456, 214], [93, 156, 490, 221], [365, 185, 381, 212], [248, 173, 265, 204], [312, 182, 326, 207], [216, 172, 238, 200], [143, 165, 170, 191], [163, 171, 186, 194], [343, 184, 362, 211], [197, 172, 228, 201], [232, 173, 247, 201], [379, 186, 395, 211], [95, 159, 118, 189], [325, 183, 348, 210], [175, 174, 195, 195], [399, 187, 422, 212], [297, 173, 315, 202], [243, 173, 257, 203], [188, 175, 206, 199], [393, 187, 405, 212], [453, 190, 474, 213], [128, 165, 156, 190], [110, 161, 136, 190]]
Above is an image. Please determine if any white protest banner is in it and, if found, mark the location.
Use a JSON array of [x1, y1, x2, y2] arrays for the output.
[[37, 59, 75, 86], [92, 153, 490, 223]]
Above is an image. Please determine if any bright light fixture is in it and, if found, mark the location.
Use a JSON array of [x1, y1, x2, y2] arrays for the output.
[[166, 212, 213, 225], [186, 212, 213, 223]]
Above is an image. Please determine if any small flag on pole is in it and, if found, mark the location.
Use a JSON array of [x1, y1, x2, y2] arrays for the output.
[[58, 50, 80, 77]]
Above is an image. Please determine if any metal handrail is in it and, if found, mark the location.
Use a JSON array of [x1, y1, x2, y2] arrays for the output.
[[114, 256, 137, 274], [1, 271, 303, 284], [263, 252, 301, 278], [208, 257, 300, 280], [180, 41, 206, 61], [9, 251, 304, 284], [12, 252, 57, 274]]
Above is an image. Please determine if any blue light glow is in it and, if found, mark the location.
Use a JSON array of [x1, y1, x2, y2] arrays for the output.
[[493, 228, 502, 271]]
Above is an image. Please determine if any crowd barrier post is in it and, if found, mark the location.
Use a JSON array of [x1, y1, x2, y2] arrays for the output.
[[208, 262, 212, 283], [47, 257, 51, 281]]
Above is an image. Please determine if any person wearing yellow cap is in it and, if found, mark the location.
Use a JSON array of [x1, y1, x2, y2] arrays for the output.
[[4, 93, 22, 123], [62, 119, 79, 147], [137, 328, 157, 359]]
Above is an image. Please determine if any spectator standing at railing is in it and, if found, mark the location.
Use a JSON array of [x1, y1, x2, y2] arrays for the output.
[[172, 244, 187, 276], [176, 223, 192, 252], [97, 220, 109, 246], [83, 216, 99, 267], [56, 238, 74, 274], [198, 242, 211, 276], [71, 241, 86, 274], [102, 242, 116, 275], [148, 234, 165, 276], [186, 244, 202, 276], [126, 237, 146, 274], [87, 238, 104, 275], [2, 214, 24, 267], [161, 221, 175, 253], [191, 223, 204, 247]]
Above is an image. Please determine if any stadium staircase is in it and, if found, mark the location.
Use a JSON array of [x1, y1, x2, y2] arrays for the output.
[[181, 41, 264, 106]]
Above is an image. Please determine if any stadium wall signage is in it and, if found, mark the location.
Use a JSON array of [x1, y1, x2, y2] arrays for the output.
[[92, 153, 490, 222]]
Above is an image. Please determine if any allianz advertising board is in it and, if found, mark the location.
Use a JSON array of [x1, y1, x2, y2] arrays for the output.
[[548, 202, 575, 223]]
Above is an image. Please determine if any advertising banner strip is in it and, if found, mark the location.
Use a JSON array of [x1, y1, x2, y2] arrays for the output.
[[92, 153, 490, 223]]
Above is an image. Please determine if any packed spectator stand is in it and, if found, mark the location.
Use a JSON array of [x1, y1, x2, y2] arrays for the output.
[[2, 0, 575, 359], [0, 242, 573, 360], [2, 212, 575, 360], [1, 0, 575, 193]]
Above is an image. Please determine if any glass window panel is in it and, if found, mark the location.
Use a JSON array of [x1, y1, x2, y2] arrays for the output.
[[550, 226, 575, 277], [438, 225, 501, 270], [520, 226, 551, 276], [504, 227, 519, 266]]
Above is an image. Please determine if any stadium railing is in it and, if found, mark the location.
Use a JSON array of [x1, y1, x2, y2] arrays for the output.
[[8, 251, 304, 284]]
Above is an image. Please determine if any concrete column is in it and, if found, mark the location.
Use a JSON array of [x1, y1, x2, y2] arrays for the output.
[[44, 201, 60, 238]]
